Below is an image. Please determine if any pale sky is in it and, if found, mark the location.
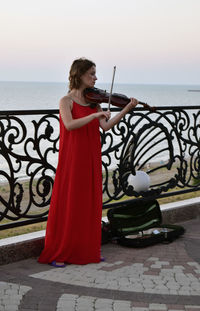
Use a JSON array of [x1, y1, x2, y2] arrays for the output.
[[0, 0, 200, 84]]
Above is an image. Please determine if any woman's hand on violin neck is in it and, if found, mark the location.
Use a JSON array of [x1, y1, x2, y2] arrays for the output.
[[126, 98, 139, 110]]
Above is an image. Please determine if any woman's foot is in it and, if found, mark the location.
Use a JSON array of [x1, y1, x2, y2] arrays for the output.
[[50, 261, 66, 268]]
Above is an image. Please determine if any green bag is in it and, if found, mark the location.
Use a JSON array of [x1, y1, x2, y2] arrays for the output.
[[107, 199, 185, 247]]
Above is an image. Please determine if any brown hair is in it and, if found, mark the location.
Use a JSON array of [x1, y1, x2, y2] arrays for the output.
[[68, 58, 96, 91]]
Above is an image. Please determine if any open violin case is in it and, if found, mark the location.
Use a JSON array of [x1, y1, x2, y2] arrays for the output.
[[104, 199, 185, 247]]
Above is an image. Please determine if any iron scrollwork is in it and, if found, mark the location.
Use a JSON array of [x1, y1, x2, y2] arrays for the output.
[[0, 112, 59, 225], [0, 106, 200, 228], [102, 107, 200, 204]]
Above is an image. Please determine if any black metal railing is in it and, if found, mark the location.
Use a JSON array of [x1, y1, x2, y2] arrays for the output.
[[1, 105, 200, 230]]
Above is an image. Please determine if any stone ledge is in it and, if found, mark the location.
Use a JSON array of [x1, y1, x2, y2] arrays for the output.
[[160, 197, 200, 223], [0, 198, 200, 265]]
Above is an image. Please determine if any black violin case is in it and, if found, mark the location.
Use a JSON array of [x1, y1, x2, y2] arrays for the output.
[[106, 199, 185, 247]]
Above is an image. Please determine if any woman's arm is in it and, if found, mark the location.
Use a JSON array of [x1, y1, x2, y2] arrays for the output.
[[59, 96, 110, 131], [99, 98, 138, 131]]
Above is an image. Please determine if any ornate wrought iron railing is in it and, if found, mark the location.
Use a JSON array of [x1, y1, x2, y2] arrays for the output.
[[0, 106, 200, 230]]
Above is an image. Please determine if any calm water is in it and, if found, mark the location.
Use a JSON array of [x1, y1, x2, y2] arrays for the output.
[[0, 82, 200, 181], [0, 81, 200, 110]]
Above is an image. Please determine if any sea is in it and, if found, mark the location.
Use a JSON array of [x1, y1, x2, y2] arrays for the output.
[[0, 81, 200, 182], [0, 81, 200, 110]]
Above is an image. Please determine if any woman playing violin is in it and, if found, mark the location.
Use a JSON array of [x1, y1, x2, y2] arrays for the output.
[[38, 57, 138, 267]]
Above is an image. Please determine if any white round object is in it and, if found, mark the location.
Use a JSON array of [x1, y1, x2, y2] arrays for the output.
[[128, 171, 150, 192]]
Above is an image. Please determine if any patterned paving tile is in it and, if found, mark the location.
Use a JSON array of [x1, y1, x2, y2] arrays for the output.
[[30, 258, 200, 296], [0, 281, 31, 311], [56, 294, 200, 311]]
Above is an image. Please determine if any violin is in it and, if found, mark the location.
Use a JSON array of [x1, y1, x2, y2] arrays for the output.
[[84, 87, 156, 112]]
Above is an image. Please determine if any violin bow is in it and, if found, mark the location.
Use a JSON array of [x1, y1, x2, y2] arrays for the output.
[[108, 66, 116, 110]]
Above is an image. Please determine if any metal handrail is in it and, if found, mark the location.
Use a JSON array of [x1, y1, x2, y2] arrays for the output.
[[1, 105, 200, 230]]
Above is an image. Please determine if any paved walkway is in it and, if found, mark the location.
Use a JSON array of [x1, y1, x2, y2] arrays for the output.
[[0, 217, 200, 311]]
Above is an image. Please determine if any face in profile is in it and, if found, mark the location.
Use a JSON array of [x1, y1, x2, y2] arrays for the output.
[[81, 65, 97, 88]]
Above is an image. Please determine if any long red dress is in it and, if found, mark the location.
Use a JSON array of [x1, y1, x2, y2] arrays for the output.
[[38, 101, 102, 264]]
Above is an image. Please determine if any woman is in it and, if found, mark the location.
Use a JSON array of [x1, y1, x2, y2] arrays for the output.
[[38, 58, 138, 267]]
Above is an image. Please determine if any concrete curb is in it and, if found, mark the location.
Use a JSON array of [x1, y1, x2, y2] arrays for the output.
[[0, 198, 200, 265]]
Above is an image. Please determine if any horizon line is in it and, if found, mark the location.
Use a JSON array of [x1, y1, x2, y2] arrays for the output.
[[0, 80, 200, 86]]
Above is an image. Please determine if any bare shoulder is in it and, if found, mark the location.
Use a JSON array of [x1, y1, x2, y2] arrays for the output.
[[59, 95, 73, 110]]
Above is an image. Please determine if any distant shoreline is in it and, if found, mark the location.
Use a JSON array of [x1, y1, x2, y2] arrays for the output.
[[188, 90, 200, 92]]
